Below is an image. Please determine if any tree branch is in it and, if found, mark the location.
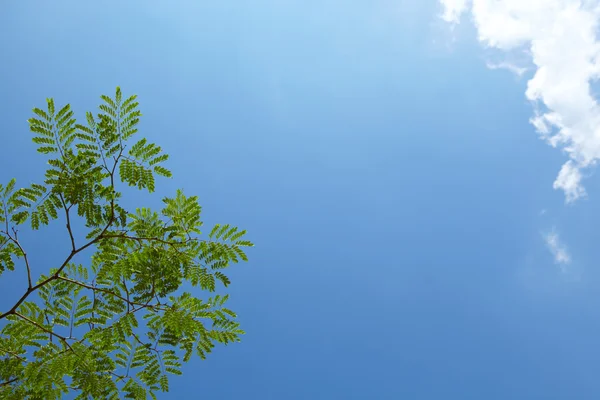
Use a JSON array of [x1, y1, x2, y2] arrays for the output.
[[59, 194, 76, 251], [0, 378, 18, 387], [14, 312, 72, 351], [7, 228, 32, 289], [101, 233, 192, 247], [0, 347, 26, 362], [56, 276, 163, 311]]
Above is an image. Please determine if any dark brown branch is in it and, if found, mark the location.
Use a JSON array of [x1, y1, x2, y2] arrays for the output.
[[0, 378, 18, 387], [102, 233, 197, 265], [130, 329, 167, 377], [56, 276, 163, 311], [14, 312, 72, 351], [102, 233, 194, 248], [56, 276, 130, 305], [122, 278, 131, 312], [59, 194, 76, 251], [8, 228, 32, 289], [0, 347, 26, 362]]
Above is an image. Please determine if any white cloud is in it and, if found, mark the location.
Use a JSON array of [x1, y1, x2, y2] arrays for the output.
[[439, 0, 600, 202], [544, 229, 571, 268], [485, 61, 528, 77], [553, 160, 587, 202], [440, 0, 470, 23]]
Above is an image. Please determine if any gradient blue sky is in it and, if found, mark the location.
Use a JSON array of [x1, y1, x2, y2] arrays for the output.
[[3, 1, 600, 398]]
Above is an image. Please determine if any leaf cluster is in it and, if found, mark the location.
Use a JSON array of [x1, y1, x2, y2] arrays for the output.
[[0, 88, 253, 399]]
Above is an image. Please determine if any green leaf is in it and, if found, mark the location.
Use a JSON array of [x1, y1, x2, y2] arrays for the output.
[[11, 211, 29, 225], [3, 178, 16, 197], [153, 165, 172, 178], [46, 98, 55, 116]]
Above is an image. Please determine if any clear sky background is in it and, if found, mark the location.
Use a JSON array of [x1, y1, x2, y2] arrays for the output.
[[3, 0, 600, 399]]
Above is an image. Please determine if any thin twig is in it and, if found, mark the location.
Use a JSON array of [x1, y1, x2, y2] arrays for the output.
[[0, 377, 18, 387], [123, 278, 131, 313], [0, 346, 27, 362], [14, 312, 72, 351], [102, 233, 194, 248], [8, 228, 32, 289], [59, 194, 76, 251], [56, 276, 163, 311]]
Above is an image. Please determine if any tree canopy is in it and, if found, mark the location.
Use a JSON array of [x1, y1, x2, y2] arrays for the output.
[[0, 88, 253, 399]]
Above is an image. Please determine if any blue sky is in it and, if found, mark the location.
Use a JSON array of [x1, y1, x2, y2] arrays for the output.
[[3, 0, 600, 398]]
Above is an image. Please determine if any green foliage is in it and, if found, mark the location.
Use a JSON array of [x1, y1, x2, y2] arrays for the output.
[[0, 88, 253, 399]]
